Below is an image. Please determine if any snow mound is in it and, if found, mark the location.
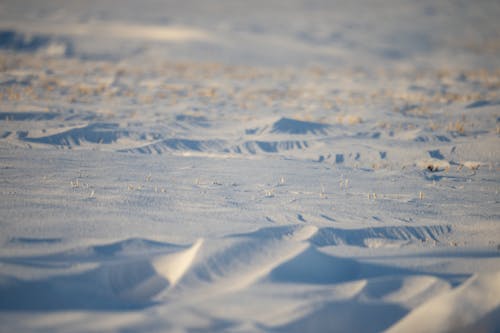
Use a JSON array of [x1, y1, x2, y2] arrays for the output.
[[271, 117, 330, 135], [387, 271, 500, 333]]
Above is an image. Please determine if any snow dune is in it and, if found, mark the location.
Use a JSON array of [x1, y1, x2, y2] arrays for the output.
[[388, 272, 500, 333], [0, 239, 202, 309]]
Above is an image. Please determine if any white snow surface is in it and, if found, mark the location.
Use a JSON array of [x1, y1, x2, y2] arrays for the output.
[[0, 0, 499, 332]]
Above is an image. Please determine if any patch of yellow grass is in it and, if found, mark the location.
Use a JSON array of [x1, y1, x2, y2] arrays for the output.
[[336, 114, 362, 125], [447, 120, 465, 134]]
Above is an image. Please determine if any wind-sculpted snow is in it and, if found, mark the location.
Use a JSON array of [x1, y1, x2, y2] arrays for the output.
[[0, 0, 499, 332], [22, 123, 128, 146], [0, 239, 202, 310], [310, 225, 453, 247], [234, 140, 311, 154], [271, 117, 330, 135], [121, 138, 228, 155]]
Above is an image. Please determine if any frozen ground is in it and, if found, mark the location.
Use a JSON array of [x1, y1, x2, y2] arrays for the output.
[[0, 0, 499, 332]]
